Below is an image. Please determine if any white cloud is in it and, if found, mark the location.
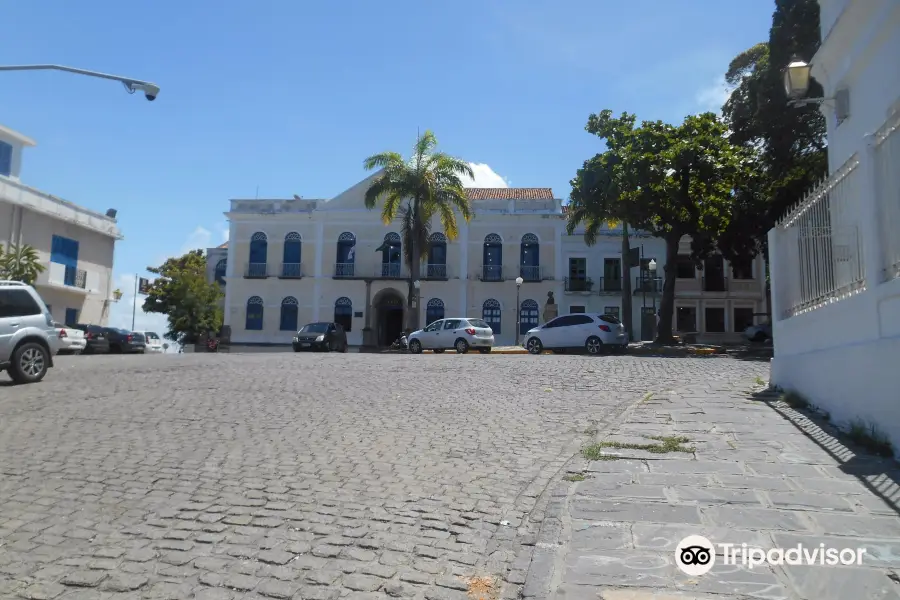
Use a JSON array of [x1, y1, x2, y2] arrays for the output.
[[179, 226, 213, 255], [696, 75, 734, 114], [461, 163, 510, 188]]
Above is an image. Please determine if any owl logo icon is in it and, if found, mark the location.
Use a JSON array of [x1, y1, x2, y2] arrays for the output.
[[675, 535, 715, 576]]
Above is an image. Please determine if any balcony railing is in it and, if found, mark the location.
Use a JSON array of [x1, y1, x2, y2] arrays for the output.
[[633, 276, 662, 294], [519, 265, 543, 282], [596, 276, 623, 294], [334, 262, 356, 278], [564, 277, 593, 292], [63, 266, 87, 289], [377, 263, 407, 279], [279, 263, 303, 278], [480, 265, 504, 282], [425, 263, 448, 280], [245, 263, 269, 278]]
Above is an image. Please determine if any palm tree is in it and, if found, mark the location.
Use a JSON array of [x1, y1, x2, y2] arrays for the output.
[[0, 243, 45, 285], [363, 131, 474, 331]]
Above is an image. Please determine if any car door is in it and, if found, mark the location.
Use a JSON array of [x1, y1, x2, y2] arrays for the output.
[[419, 320, 443, 348], [570, 314, 598, 345], [441, 319, 463, 348], [335, 323, 347, 346], [326, 324, 338, 348], [540, 316, 570, 348]]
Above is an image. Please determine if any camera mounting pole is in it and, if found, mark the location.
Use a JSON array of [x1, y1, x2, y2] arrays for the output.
[[0, 64, 159, 100]]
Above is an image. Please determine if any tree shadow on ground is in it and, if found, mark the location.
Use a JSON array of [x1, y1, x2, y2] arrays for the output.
[[751, 389, 900, 515]]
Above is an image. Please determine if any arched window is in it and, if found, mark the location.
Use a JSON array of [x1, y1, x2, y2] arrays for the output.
[[280, 296, 299, 331], [245, 296, 264, 330], [482, 234, 503, 281], [482, 298, 501, 334], [520, 233, 540, 281], [334, 296, 352, 332], [381, 232, 402, 277], [214, 258, 227, 285], [427, 232, 447, 279], [425, 298, 445, 325], [520, 299, 539, 335], [248, 232, 268, 278], [336, 232, 356, 278], [282, 232, 302, 277]]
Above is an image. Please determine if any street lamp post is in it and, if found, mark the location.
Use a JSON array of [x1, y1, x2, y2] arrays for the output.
[[515, 276, 524, 346], [648, 259, 658, 337], [0, 64, 160, 100], [412, 279, 421, 333]]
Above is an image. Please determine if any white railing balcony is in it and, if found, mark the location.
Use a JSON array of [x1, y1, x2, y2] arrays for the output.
[[424, 263, 448, 279], [334, 262, 356, 278], [519, 265, 543, 282], [278, 263, 303, 278], [875, 110, 900, 282], [375, 263, 408, 279], [773, 156, 866, 319]]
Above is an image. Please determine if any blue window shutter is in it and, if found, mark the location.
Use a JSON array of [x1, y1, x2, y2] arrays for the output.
[[0, 142, 12, 177], [68, 238, 80, 264], [65, 308, 78, 326], [51, 235, 63, 264]]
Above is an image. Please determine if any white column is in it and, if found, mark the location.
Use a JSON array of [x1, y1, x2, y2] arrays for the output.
[[224, 221, 237, 326], [860, 134, 883, 285], [459, 219, 469, 314], [554, 220, 564, 282], [313, 220, 324, 320]]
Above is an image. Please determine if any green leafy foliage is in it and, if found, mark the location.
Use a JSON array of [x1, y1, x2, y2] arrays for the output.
[[363, 130, 474, 330], [570, 111, 754, 342], [141, 250, 223, 343], [0, 243, 46, 285], [719, 0, 826, 261]]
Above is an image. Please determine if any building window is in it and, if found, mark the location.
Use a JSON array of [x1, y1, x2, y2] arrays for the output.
[[336, 232, 356, 277], [248, 232, 268, 277], [283, 232, 302, 276], [731, 257, 754, 280], [520, 299, 539, 334], [51, 235, 80, 286], [334, 297, 352, 332], [733, 307, 755, 332], [380, 232, 402, 277], [602, 258, 622, 291], [0, 141, 12, 177], [427, 233, 447, 279], [569, 305, 585, 314], [705, 307, 726, 333], [214, 259, 227, 285], [280, 296, 299, 331], [482, 234, 503, 281], [520, 234, 540, 281], [425, 298, 445, 325], [65, 308, 78, 326], [567, 258, 590, 291], [604, 306, 620, 319], [676, 255, 695, 279], [482, 298, 501, 334], [245, 296, 264, 330], [676, 306, 697, 332]]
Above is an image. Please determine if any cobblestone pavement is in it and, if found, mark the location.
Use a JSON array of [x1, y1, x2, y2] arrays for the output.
[[528, 381, 900, 600], [0, 353, 767, 600]]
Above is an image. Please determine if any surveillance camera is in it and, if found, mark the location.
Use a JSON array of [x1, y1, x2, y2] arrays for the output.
[[141, 83, 160, 101]]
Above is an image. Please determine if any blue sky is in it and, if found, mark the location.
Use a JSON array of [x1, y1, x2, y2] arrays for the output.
[[1, 0, 774, 334]]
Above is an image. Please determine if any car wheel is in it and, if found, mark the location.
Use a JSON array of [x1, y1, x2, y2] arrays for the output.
[[478, 347, 491, 354], [455, 338, 469, 354], [342, 343, 349, 353], [409, 339, 423, 354], [585, 336, 603, 355], [433, 348, 445, 354], [293, 346, 301, 352], [526, 337, 543, 355], [9, 342, 49, 384]]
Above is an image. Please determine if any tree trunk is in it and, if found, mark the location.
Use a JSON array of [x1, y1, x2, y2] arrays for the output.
[[621, 223, 633, 341], [407, 200, 422, 332], [655, 233, 681, 344]]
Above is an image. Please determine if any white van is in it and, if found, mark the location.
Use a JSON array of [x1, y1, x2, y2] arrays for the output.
[[134, 331, 164, 353]]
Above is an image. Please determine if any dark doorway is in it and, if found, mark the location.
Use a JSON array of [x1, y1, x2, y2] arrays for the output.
[[703, 255, 726, 291], [640, 307, 656, 341], [374, 289, 405, 346]]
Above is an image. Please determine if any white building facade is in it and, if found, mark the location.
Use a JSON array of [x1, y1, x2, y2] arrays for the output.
[[212, 174, 767, 348], [769, 1, 900, 445], [0, 124, 122, 326]]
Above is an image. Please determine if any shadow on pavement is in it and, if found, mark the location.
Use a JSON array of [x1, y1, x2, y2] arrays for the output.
[[752, 388, 900, 516]]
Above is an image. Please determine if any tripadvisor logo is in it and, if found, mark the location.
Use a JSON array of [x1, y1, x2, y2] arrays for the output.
[[675, 535, 715, 576]]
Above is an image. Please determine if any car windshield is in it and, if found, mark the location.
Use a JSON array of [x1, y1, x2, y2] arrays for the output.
[[299, 323, 330, 333], [467, 319, 490, 328]]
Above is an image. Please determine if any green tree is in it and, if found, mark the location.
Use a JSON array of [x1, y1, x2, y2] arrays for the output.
[[0, 243, 46, 285], [574, 110, 753, 343], [142, 250, 223, 343], [718, 0, 825, 261], [567, 154, 634, 341], [363, 130, 474, 331]]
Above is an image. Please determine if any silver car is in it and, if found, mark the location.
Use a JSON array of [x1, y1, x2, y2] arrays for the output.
[[407, 318, 495, 354], [0, 281, 58, 384]]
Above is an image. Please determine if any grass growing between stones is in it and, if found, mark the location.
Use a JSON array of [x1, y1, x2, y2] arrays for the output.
[[581, 435, 694, 459], [563, 473, 587, 482], [781, 390, 811, 410], [847, 419, 894, 458]]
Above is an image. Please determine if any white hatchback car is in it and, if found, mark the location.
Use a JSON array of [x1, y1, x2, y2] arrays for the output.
[[523, 313, 628, 355], [408, 318, 495, 354], [134, 331, 164, 353]]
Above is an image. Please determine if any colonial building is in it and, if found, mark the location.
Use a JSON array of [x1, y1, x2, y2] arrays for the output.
[[210, 172, 768, 347], [1, 123, 122, 326]]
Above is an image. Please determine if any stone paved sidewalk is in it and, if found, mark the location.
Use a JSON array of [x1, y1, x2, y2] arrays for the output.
[[524, 379, 900, 600]]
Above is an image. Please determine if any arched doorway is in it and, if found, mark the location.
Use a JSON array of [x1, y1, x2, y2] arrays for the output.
[[373, 288, 406, 347]]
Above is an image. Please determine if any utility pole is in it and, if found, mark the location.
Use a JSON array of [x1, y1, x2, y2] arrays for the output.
[[131, 274, 138, 331]]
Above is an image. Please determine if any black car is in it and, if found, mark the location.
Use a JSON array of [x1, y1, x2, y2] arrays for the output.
[[73, 323, 111, 354], [102, 328, 146, 354], [292, 322, 348, 352]]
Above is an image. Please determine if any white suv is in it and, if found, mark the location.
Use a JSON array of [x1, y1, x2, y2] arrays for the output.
[[0, 281, 59, 384], [523, 313, 628, 355]]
